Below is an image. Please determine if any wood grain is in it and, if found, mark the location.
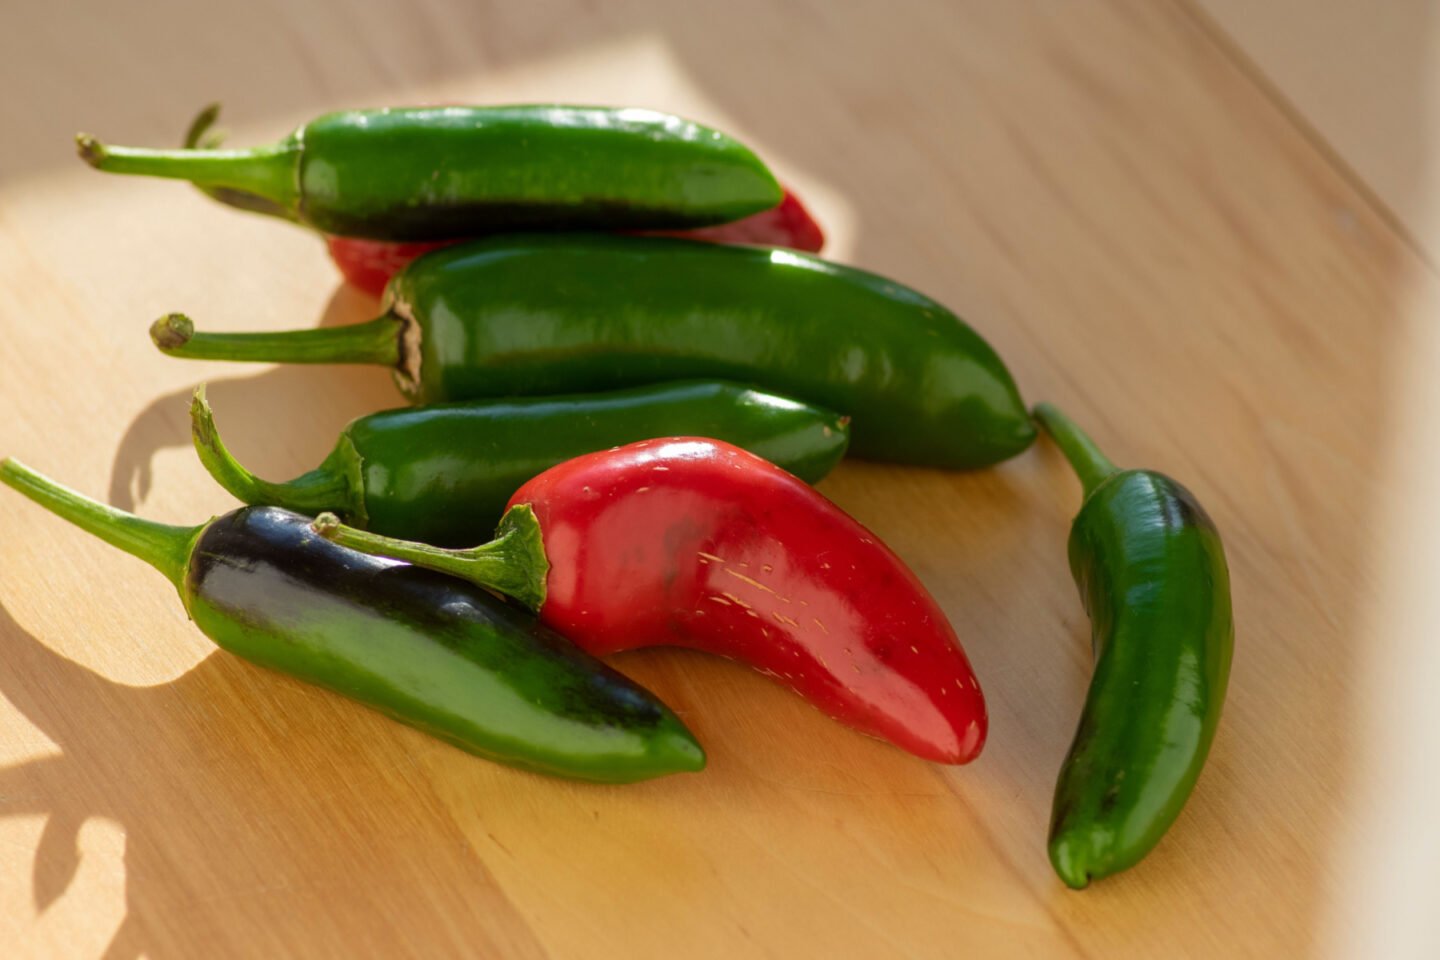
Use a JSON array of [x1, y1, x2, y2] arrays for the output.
[[1192, 0, 1440, 260], [0, 1, 1432, 957]]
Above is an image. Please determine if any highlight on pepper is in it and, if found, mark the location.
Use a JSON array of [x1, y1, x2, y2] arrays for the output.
[[1033, 402, 1233, 889], [311, 436, 990, 765], [0, 456, 705, 784]]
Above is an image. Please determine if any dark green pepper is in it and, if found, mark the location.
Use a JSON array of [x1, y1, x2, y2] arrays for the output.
[[0, 458, 704, 783], [151, 234, 1036, 468], [77, 105, 782, 241], [189, 380, 851, 547], [1033, 403, 1233, 889]]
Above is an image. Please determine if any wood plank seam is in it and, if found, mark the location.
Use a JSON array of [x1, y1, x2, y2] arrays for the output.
[[1167, 0, 1440, 274]]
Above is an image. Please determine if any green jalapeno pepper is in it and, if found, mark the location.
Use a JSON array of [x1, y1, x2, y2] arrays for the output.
[[151, 234, 1036, 468], [0, 457, 704, 783], [189, 380, 851, 547], [77, 105, 782, 241], [1033, 403, 1233, 888]]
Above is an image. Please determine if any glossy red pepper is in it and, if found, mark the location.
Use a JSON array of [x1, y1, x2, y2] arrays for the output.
[[325, 189, 826, 298], [315, 438, 987, 764]]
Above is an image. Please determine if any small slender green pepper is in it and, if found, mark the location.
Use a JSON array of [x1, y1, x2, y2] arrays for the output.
[[0, 458, 704, 783], [151, 234, 1036, 468], [76, 105, 782, 241], [1033, 403, 1233, 889], [190, 380, 851, 547]]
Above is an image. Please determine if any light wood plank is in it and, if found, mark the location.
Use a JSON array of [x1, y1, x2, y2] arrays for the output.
[[0, 1, 1431, 956], [1190, 0, 1440, 258]]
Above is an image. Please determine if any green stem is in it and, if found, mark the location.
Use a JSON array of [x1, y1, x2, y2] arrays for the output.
[[1032, 403, 1120, 498], [175, 104, 301, 222], [311, 505, 551, 612], [190, 385, 355, 516], [76, 132, 301, 214], [151, 313, 402, 367], [0, 459, 199, 592]]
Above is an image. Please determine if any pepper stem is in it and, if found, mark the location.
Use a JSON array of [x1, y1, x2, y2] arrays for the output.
[[151, 313, 403, 368], [1031, 403, 1119, 498], [312, 505, 551, 612], [76, 130, 301, 215], [190, 385, 356, 518], [175, 104, 301, 222], [0, 458, 199, 592]]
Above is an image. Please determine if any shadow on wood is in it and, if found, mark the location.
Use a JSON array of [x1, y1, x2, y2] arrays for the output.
[[0, 600, 560, 959], [107, 283, 390, 512]]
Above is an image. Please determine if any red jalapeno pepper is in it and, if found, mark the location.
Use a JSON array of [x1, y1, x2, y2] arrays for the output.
[[313, 437, 988, 764], [325, 189, 826, 298]]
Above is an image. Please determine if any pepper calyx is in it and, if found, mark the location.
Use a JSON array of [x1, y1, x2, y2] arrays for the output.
[[309, 506, 552, 613], [190, 385, 366, 525]]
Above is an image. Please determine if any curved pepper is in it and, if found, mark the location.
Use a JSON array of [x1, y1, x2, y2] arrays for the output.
[[324, 189, 827, 298], [190, 380, 850, 547], [1033, 403, 1233, 888], [0, 457, 704, 783], [77, 104, 782, 241], [151, 234, 1036, 468], [313, 437, 988, 764], [170, 105, 823, 298]]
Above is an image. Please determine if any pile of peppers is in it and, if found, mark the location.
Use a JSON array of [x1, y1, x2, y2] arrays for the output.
[[0, 104, 1231, 888]]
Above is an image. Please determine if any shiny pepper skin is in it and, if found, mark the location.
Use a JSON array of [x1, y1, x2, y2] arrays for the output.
[[78, 104, 782, 241], [154, 234, 1035, 469], [1034, 403, 1233, 889], [325, 188, 827, 298], [0, 459, 704, 784], [317, 438, 988, 764], [190, 380, 851, 547]]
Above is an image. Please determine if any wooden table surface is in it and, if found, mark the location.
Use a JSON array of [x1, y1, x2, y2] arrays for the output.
[[3, 2, 1437, 957]]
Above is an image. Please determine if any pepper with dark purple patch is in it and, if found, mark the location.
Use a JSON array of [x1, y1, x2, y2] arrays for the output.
[[0, 457, 704, 783]]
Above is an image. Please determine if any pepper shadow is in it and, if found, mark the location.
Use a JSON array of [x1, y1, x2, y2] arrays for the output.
[[0, 599, 569, 959], [18, 1, 1400, 949], [108, 283, 394, 512]]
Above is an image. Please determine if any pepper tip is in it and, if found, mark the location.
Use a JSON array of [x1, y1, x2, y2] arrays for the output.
[[1048, 832, 1098, 890], [151, 313, 194, 351], [654, 728, 707, 775]]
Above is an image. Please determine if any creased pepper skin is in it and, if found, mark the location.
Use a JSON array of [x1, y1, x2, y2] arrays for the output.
[[1049, 470, 1233, 888], [185, 507, 704, 783], [388, 234, 1034, 467], [510, 438, 987, 763]]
